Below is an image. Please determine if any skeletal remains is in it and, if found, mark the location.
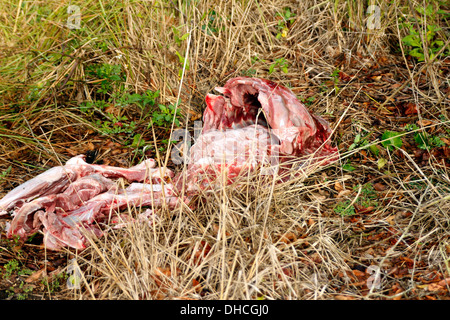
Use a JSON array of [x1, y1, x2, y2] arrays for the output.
[[0, 77, 338, 250]]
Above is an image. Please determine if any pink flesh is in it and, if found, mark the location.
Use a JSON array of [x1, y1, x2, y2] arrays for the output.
[[202, 77, 338, 160], [41, 183, 178, 250], [0, 166, 78, 216], [1, 77, 338, 250], [0, 155, 171, 216], [183, 77, 339, 190], [6, 174, 114, 239]]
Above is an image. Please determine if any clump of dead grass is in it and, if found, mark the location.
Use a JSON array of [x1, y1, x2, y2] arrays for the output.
[[66, 150, 449, 300]]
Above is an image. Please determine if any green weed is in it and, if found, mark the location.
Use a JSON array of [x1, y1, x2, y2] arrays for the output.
[[275, 7, 295, 39], [354, 183, 378, 208], [12, 281, 34, 300], [0, 165, 11, 182], [241, 56, 265, 76], [173, 26, 190, 46], [342, 161, 355, 172], [86, 63, 124, 95], [175, 51, 190, 78], [201, 9, 224, 35], [3, 259, 19, 279], [348, 132, 379, 156], [334, 183, 378, 217], [334, 200, 356, 216], [404, 124, 446, 150], [299, 95, 317, 106], [41, 272, 68, 293], [268, 58, 289, 75], [381, 130, 403, 151], [80, 63, 181, 141], [400, 4, 449, 62], [159, 138, 179, 153], [2, 259, 32, 279], [241, 69, 257, 77], [95, 114, 136, 135], [330, 68, 340, 94], [172, 25, 191, 78], [150, 102, 181, 129]]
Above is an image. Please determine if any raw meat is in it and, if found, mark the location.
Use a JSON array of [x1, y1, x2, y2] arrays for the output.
[[202, 77, 337, 160], [0, 155, 171, 216], [0, 77, 339, 250]]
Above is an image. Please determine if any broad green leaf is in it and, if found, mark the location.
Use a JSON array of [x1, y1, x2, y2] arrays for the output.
[[348, 143, 356, 151], [109, 75, 121, 81], [343, 163, 355, 172], [429, 52, 435, 62], [416, 5, 433, 16], [377, 157, 388, 170], [408, 48, 425, 61], [127, 93, 142, 104], [437, 9, 450, 17], [180, 33, 190, 41], [381, 131, 403, 151], [402, 34, 421, 47], [0, 165, 12, 179], [131, 134, 146, 148], [369, 144, 380, 156]]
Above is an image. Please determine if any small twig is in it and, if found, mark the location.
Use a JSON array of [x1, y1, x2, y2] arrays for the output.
[[12, 0, 23, 34], [420, 194, 450, 211]]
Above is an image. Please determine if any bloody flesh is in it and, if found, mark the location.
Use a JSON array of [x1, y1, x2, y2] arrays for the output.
[[0, 77, 339, 250]]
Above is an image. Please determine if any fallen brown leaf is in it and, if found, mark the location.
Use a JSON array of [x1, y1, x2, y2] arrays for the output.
[[25, 268, 47, 283], [373, 182, 386, 191], [404, 103, 418, 115], [440, 137, 450, 146], [192, 278, 202, 293], [334, 182, 344, 192], [335, 295, 355, 300], [438, 278, 450, 287], [279, 232, 297, 244], [87, 141, 95, 150], [212, 223, 231, 237], [386, 215, 396, 226], [339, 72, 352, 82], [417, 120, 433, 127], [371, 75, 382, 82], [427, 283, 443, 292], [354, 204, 375, 214], [154, 267, 172, 278], [337, 189, 352, 198], [352, 269, 366, 278], [392, 288, 404, 300], [104, 104, 120, 116]]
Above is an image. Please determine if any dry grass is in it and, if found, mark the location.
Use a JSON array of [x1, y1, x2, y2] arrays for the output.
[[67, 155, 449, 300], [0, 0, 449, 300]]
